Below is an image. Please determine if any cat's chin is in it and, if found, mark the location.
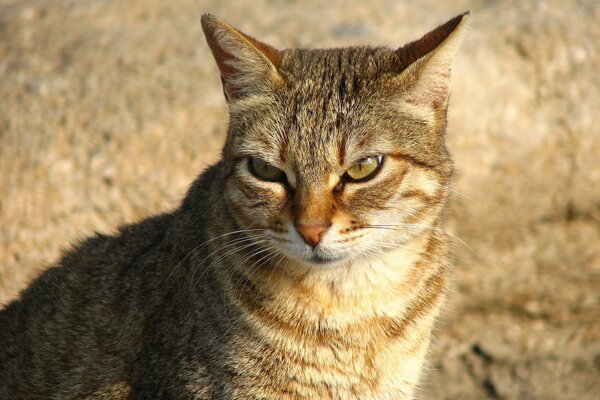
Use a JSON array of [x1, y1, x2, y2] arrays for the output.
[[275, 239, 370, 269], [306, 254, 345, 266], [293, 250, 355, 269]]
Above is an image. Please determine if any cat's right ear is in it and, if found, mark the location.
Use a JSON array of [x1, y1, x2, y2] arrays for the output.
[[201, 14, 283, 102], [394, 12, 470, 112]]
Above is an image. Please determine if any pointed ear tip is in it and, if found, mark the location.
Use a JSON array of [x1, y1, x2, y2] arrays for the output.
[[444, 10, 471, 36], [200, 13, 214, 31], [200, 13, 225, 33], [457, 10, 471, 25], [200, 13, 213, 23]]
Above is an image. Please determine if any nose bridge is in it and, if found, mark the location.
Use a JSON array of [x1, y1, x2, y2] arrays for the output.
[[293, 179, 333, 226], [291, 161, 336, 247], [293, 183, 333, 247]]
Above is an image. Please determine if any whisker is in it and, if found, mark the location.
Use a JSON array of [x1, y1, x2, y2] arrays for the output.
[[166, 228, 266, 283], [360, 222, 478, 257], [360, 225, 398, 231], [191, 237, 270, 290], [220, 248, 280, 335], [189, 234, 266, 281], [402, 220, 479, 257], [233, 248, 278, 301], [431, 182, 476, 202], [369, 241, 438, 259]]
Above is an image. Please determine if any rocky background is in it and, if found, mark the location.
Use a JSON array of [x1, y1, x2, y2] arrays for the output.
[[1, 0, 599, 398]]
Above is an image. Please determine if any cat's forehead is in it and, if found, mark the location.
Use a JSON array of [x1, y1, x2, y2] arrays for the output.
[[228, 47, 437, 172], [280, 47, 400, 81], [273, 48, 402, 163]]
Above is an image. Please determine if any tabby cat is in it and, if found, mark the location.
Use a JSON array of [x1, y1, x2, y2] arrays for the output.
[[0, 12, 469, 400]]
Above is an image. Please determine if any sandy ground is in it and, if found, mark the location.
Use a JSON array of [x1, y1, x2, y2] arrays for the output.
[[1, 0, 599, 398]]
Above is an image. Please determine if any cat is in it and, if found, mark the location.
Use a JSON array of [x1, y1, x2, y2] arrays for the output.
[[0, 11, 469, 400]]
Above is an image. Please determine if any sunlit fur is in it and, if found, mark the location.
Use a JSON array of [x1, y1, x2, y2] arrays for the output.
[[0, 12, 468, 400], [200, 12, 469, 400]]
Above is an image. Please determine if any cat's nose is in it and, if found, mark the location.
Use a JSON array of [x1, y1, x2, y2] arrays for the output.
[[295, 224, 330, 247]]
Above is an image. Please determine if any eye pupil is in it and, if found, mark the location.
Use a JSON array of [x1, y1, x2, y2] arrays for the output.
[[345, 156, 383, 182]]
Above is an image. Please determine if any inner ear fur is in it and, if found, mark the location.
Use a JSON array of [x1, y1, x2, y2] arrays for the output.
[[395, 12, 470, 110], [201, 14, 283, 101]]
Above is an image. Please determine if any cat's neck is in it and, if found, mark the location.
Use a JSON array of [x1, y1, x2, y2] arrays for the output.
[[210, 229, 447, 399], [223, 230, 446, 336]]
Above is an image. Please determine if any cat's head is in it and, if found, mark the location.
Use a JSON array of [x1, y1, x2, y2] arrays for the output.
[[201, 13, 468, 268]]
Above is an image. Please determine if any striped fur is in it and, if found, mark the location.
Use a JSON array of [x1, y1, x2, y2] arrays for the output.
[[198, 12, 469, 399], [0, 12, 468, 400]]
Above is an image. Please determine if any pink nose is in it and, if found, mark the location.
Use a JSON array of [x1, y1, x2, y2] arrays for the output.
[[295, 224, 330, 247]]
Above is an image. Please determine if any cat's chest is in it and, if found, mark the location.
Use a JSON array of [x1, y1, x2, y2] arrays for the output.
[[194, 245, 442, 399], [222, 291, 434, 400], [224, 329, 430, 400]]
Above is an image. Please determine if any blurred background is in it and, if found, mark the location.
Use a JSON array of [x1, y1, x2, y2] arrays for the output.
[[1, 0, 599, 398]]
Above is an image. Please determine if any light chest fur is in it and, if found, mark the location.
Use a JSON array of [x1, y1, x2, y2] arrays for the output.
[[196, 217, 449, 399], [0, 12, 468, 400]]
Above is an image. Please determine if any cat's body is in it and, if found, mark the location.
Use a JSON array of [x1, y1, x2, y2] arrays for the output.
[[0, 13, 468, 400]]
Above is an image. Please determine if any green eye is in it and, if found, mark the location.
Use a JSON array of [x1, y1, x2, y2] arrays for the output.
[[249, 157, 286, 182], [345, 156, 383, 182]]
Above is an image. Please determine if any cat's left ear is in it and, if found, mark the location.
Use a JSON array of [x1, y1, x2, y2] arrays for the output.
[[395, 12, 470, 110], [201, 14, 283, 102]]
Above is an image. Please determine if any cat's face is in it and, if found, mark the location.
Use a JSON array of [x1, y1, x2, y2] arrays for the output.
[[221, 49, 452, 267], [201, 14, 467, 267]]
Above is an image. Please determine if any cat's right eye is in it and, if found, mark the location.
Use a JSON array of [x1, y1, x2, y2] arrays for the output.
[[344, 155, 383, 182], [248, 157, 286, 182]]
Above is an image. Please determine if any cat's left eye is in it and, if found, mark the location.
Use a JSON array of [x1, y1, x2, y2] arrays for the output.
[[248, 157, 286, 182], [344, 156, 383, 182]]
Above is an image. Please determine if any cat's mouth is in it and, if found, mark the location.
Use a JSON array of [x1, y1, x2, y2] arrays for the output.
[[274, 238, 348, 267], [307, 253, 344, 265]]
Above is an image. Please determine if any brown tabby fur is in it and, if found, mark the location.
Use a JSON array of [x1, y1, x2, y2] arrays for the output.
[[0, 12, 469, 400]]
